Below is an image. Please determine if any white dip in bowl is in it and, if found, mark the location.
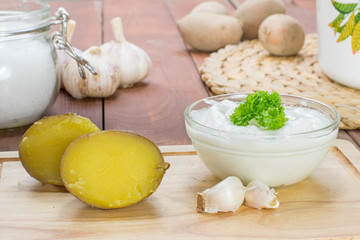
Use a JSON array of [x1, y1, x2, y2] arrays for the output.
[[184, 93, 340, 187]]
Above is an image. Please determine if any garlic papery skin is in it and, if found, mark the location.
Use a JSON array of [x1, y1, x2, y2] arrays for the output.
[[197, 176, 246, 213], [101, 17, 152, 88], [58, 47, 82, 89], [63, 46, 121, 99], [244, 180, 279, 209]]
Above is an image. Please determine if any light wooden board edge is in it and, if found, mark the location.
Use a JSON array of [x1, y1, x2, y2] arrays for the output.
[[331, 145, 360, 186], [159, 145, 196, 156], [0, 151, 18, 163], [1, 139, 358, 178], [0, 139, 360, 160], [0, 151, 18, 180], [333, 139, 360, 176], [0, 146, 196, 163], [0, 146, 197, 179]]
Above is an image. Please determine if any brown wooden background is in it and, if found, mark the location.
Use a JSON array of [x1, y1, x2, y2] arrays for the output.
[[1, 0, 359, 151]]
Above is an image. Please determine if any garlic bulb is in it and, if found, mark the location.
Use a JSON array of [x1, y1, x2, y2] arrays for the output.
[[244, 180, 279, 209], [197, 176, 246, 213], [56, 20, 82, 89], [101, 17, 152, 88], [63, 46, 121, 99]]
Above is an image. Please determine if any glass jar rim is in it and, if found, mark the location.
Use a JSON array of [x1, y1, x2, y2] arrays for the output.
[[184, 93, 340, 139], [0, 0, 51, 35]]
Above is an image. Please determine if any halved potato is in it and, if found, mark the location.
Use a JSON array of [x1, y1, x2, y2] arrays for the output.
[[60, 130, 169, 209], [19, 114, 100, 186]]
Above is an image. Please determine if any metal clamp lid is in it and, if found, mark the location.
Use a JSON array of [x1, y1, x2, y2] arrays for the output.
[[51, 8, 97, 79]]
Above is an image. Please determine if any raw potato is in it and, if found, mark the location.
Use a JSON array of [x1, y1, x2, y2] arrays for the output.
[[177, 12, 243, 52], [258, 14, 305, 56], [19, 114, 100, 186], [60, 130, 170, 209], [234, 0, 285, 40], [191, 1, 229, 15]]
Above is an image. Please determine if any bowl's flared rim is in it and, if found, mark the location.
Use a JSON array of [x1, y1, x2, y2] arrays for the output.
[[184, 93, 340, 139]]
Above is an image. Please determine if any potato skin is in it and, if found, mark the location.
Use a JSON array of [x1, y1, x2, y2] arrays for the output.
[[19, 114, 100, 186], [177, 12, 243, 52], [258, 14, 305, 56], [191, 1, 229, 15], [234, 0, 285, 40]]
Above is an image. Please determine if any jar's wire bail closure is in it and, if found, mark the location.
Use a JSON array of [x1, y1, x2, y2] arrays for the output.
[[51, 8, 97, 79]]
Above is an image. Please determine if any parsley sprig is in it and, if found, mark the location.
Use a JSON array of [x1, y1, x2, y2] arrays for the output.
[[230, 91, 288, 130]]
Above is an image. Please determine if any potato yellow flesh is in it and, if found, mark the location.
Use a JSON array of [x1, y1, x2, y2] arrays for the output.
[[19, 114, 100, 186], [61, 131, 168, 209]]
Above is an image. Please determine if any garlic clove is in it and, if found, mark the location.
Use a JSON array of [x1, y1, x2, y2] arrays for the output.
[[197, 176, 246, 213], [244, 179, 279, 209], [63, 46, 121, 99], [101, 17, 152, 88]]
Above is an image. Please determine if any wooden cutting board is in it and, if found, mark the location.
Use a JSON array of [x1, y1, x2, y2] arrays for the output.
[[1, 140, 360, 239]]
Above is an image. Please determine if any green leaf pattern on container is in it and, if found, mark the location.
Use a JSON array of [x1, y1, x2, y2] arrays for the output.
[[329, 0, 360, 54], [332, 0, 357, 13], [329, 13, 345, 34], [356, 11, 360, 23], [352, 21, 360, 53], [337, 12, 355, 42]]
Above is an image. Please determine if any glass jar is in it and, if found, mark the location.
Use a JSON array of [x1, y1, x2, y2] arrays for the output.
[[0, 0, 95, 130], [0, 0, 58, 129]]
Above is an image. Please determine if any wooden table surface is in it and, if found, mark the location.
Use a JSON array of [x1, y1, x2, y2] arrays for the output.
[[1, 0, 360, 151]]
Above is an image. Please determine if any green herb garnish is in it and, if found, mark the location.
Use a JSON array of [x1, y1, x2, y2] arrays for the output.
[[230, 91, 288, 130]]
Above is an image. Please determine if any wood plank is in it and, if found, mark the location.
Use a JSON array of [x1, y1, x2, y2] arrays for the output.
[[1, 140, 360, 239], [1, 130, 355, 160], [48, 0, 103, 51], [47, 0, 103, 127], [0, 1, 103, 151], [0, 151, 18, 163], [48, 92, 103, 129], [0, 146, 197, 162], [165, 0, 236, 96], [348, 130, 360, 150], [103, 0, 209, 145], [338, 130, 360, 150], [0, 127, 29, 152], [283, 0, 317, 33], [333, 139, 360, 184], [293, 0, 316, 15]]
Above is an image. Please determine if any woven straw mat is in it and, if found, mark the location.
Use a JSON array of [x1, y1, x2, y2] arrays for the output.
[[200, 34, 360, 130]]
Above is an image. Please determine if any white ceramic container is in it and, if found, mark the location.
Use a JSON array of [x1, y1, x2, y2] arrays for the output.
[[316, 0, 360, 89]]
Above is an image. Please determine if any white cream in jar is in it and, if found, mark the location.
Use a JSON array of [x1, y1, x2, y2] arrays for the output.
[[0, 36, 58, 129], [0, 1, 59, 129], [185, 96, 339, 187]]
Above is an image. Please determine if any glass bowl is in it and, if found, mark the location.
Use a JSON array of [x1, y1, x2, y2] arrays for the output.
[[184, 93, 340, 187]]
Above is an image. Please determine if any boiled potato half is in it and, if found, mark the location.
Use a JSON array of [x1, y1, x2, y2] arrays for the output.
[[19, 114, 100, 186], [60, 130, 169, 209]]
